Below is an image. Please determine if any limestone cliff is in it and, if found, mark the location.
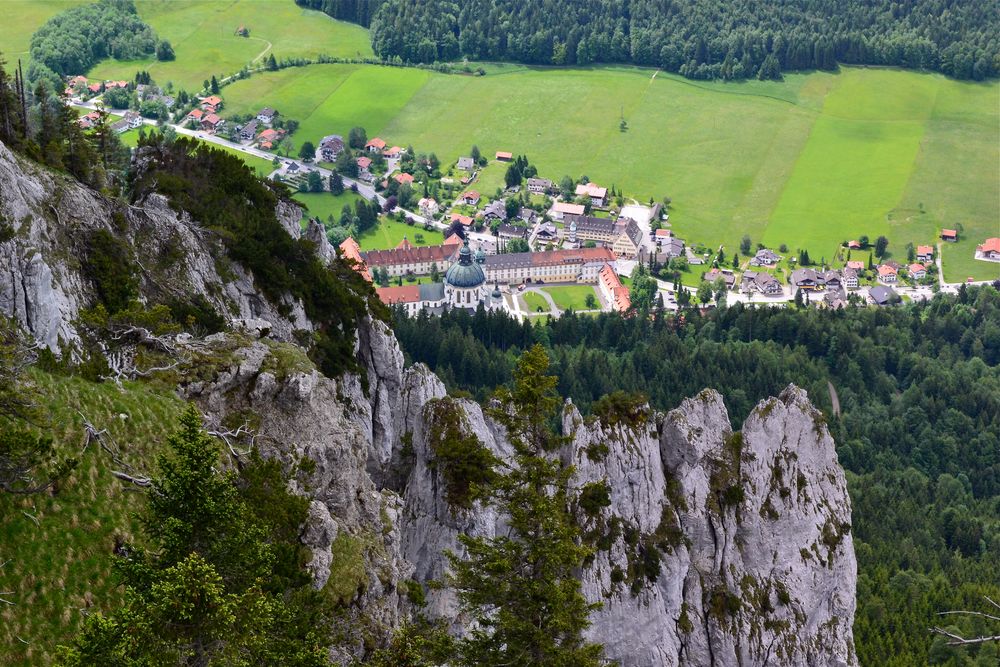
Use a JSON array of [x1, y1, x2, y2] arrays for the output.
[[0, 141, 856, 665]]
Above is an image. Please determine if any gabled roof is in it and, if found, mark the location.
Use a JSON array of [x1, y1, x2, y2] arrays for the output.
[[377, 285, 422, 305], [877, 264, 897, 276], [977, 237, 1000, 253], [916, 244, 934, 256], [552, 202, 585, 216], [394, 172, 414, 184], [941, 228, 957, 238], [495, 151, 512, 160], [366, 137, 386, 149], [357, 156, 372, 169]]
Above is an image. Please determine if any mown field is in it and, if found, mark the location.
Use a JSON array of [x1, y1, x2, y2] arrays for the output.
[[0, 0, 87, 65], [88, 0, 372, 91], [220, 64, 998, 280]]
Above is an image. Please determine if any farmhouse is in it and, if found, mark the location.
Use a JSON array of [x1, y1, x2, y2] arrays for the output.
[[483, 200, 507, 222], [87, 83, 103, 94], [366, 138, 386, 153], [450, 213, 474, 227], [461, 191, 481, 206], [868, 285, 898, 306], [750, 248, 781, 266], [483, 247, 615, 285], [201, 113, 224, 132], [495, 151, 513, 161], [575, 182, 608, 207], [941, 229, 958, 242], [256, 107, 278, 124], [975, 238, 1000, 261], [843, 268, 859, 289], [319, 135, 345, 162], [742, 271, 782, 296], [238, 119, 259, 142], [527, 177, 552, 194], [186, 108, 204, 122], [705, 268, 736, 290], [393, 172, 414, 186], [599, 264, 631, 313], [877, 264, 898, 283], [908, 263, 928, 280], [357, 156, 372, 177], [790, 268, 836, 290], [847, 240, 861, 249], [122, 111, 143, 130], [362, 235, 463, 277], [201, 95, 223, 111], [256, 128, 284, 149], [916, 245, 934, 262], [535, 223, 560, 246], [457, 156, 475, 171], [383, 146, 403, 159], [517, 208, 539, 225]]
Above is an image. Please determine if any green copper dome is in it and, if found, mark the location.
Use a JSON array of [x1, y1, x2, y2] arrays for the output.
[[475, 247, 487, 264], [445, 240, 486, 289]]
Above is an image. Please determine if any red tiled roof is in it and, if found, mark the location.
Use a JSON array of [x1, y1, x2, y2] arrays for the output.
[[202, 95, 222, 106], [463, 191, 480, 201], [599, 264, 631, 312], [655, 229, 671, 237], [357, 156, 372, 169], [444, 233, 463, 246], [495, 151, 512, 160], [396, 237, 413, 250], [917, 245, 933, 256], [846, 260, 865, 270], [847, 240, 861, 249], [908, 263, 927, 273], [977, 237, 1000, 253], [450, 213, 474, 226], [377, 285, 421, 305], [877, 264, 897, 276], [366, 138, 386, 149], [394, 172, 414, 184], [187, 108, 204, 119], [363, 243, 459, 267], [339, 237, 371, 282], [941, 228, 957, 238]]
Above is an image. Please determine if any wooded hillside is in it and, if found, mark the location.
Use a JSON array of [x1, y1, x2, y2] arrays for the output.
[[306, 0, 998, 81]]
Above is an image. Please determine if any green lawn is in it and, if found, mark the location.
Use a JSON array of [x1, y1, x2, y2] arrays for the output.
[[522, 291, 551, 313], [292, 190, 366, 223], [357, 217, 444, 251], [0, 0, 87, 65], [89, 0, 373, 91], [542, 285, 599, 311], [940, 242, 1000, 283]]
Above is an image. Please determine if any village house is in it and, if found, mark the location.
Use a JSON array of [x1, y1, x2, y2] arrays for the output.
[[495, 151, 513, 161], [105, 80, 129, 90], [87, 82, 103, 95], [383, 146, 403, 159], [339, 238, 371, 282], [742, 271, 783, 296], [847, 240, 862, 250], [517, 208, 539, 225], [457, 156, 475, 171], [256, 128, 284, 149], [393, 172, 414, 185], [824, 287, 849, 310], [484, 247, 616, 285], [705, 268, 737, 290], [877, 264, 898, 283], [916, 245, 934, 262], [534, 223, 560, 246], [908, 263, 928, 280], [599, 264, 631, 313], [365, 138, 386, 153], [238, 119, 259, 142], [527, 177, 553, 194], [550, 202, 586, 221], [450, 213, 474, 228], [319, 135, 345, 162], [356, 156, 372, 178], [750, 248, 782, 267], [201, 95, 223, 111], [201, 113, 224, 133], [186, 108, 204, 123], [846, 260, 865, 272], [941, 228, 958, 242], [497, 224, 529, 243], [418, 198, 439, 218], [110, 117, 130, 133], [482, 200, 507, 222], [868, 285, 898, 306], [362, 235, 463, 277], [575, 182, 608, 207], [256, 107, 278, 124], [77, 110, 101, 129], [790, 268, 843, 291], [461, 191, 481, 206], [975, 238, 1000, 262], [565, 214, 616, 244], [123, 111, 143, 130], [843, 267, 859, 289]]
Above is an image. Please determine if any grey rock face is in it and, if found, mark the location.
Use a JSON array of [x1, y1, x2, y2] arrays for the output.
[[0, 140, 310, 350]]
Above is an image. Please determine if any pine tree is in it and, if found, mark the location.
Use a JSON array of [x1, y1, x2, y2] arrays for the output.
[[446, 345, 605, 667]]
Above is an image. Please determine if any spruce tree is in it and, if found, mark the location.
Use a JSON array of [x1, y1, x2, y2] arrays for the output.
[[446, 345, 605, 666]]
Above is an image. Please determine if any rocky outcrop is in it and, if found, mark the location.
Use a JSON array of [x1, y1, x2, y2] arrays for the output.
[[0, 140, 311, 350], [1, 139, 856, 664]]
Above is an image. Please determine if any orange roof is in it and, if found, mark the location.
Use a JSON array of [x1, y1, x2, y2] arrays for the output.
[[908, 263, 927, 273], [941, 228, 957, 238], [495, 151, 512, 160], [977, 237, 1000, 253], [599, 264, 631, 312], [394, 172, 414, 184], [88, 83, 102, 92], [655, 229, 671, 237], [552, 202, 585, 215], [846, 260, 865, 270], [917, 245, 933, 255], [203, 113, 221, 125], [877, 264, 897, 276], [339, 237, 371, 282], [396, 237, 413, 250], [444, 233, 463, 246], [463, 191, 480, 200], [366, 138, 386, 149], [203, 95, 222, 106], [258, 128, 277, 140], [450, 213, 474, 226], [357, 156, 372, 168], [847, 240, 861, 249], [377, 285, 421, 305], [384, 145, 402, 155], [187, 108, 204, 119]]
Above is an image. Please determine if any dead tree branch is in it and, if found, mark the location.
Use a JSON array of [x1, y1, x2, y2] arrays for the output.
[[931, 596, 1000, 645]]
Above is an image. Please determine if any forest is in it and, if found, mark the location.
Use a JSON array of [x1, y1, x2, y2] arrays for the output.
[[392, 286, 1000, 665], [302, 0, 999, 81]]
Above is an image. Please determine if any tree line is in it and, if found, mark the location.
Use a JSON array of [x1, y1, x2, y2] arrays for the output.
[[306, 0, 1000, 81], [392, 285, 1000, 665]]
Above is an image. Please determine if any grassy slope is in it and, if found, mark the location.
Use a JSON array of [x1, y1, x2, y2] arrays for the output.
[[0, 372, 186, 666], [292, 190, 366, 224], [357, 217, 444, 251], [88, 0, 373, 91], [0, 1, 87, 65]]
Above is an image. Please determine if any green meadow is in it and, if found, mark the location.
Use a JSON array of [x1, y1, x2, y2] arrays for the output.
[[220, 63, 997, 276], [357, 217, 444, 252], [89, 0, 372, 91], [0, 0, 87, 64]]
